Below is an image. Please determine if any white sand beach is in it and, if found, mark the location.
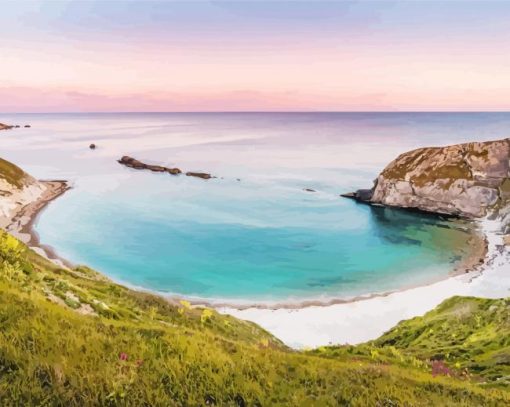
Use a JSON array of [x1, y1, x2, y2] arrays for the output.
[[219, 220, 510, 349]]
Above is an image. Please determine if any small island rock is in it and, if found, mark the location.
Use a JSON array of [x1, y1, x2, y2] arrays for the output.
[[118, 156, 182, 175], [186, 172, 213, 180]]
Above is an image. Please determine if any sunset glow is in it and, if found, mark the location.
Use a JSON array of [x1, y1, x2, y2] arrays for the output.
[[2, 0, 510, 112]]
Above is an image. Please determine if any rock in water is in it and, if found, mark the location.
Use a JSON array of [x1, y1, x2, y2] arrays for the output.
[[24, 125, 31, 128], [186, 172, 213, 180], [341, 189, 372, 201], [89, 144, 96, 150], [343, 138, 510, 219], [117, 156, 182, 175], [0, 123, 13, 131]]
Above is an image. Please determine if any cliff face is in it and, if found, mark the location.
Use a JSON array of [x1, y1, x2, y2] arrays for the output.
[[0, 158, 47, 228], [348, 139, 510, 220]]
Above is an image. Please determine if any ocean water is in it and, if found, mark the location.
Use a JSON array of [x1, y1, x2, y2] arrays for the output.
[[0, 112, 508, 303]]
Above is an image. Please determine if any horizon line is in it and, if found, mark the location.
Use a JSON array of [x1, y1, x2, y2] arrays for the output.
[[3, 110, 510, 115]]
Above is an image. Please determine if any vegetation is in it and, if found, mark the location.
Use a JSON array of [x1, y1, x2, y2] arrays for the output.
[[380, 146, 474, 189], [0, 157, 30, 188], [374, 296, 510, 383], [315, 296, 510, 388], [0, 230, 509, 405]]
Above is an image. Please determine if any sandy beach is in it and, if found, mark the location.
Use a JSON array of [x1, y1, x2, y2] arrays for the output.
[[219, 220, 510, 348], [3, 180, 71, 267]]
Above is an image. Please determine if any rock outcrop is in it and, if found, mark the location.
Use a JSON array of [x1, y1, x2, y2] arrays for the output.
[[0, 123, 13, 131], [185, 172, 213, 180], [118, 156, 216, 179], [343, 138, 510, 220], [118, 156, 182, 175], [0, 158, 48, 229]]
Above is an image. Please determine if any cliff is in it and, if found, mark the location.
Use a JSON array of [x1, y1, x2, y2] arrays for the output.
[[345, 139, 510, 222], [0, 158, 48, 229]]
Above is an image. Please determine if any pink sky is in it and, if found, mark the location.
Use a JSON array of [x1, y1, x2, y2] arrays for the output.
[[2, 1, 510, 112]]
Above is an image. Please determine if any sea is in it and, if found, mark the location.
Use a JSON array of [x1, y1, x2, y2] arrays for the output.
[[0, 112, 507, 303]]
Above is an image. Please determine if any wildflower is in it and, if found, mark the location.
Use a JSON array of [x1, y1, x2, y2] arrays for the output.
[[119, 352, 128, 361], [201, 308, 213, 323], [179, 300, 191, 309], [431, 360, 451, 377]]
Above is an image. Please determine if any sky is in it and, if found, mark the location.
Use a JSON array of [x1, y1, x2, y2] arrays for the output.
[[1, 0, 510, 112]]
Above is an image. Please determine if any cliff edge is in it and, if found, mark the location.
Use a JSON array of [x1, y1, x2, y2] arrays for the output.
[[344, 139, 510, 225], [0, 158, 48, 229]]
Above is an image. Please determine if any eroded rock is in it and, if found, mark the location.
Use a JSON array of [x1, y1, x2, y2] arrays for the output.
[[343, 138, 510, 218], [186, 172, 213, 180], [0, 123, 13, 131], [118, 156, 182, 175]]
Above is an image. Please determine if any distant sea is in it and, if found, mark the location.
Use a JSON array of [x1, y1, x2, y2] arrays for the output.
[[0, 112, 508, 303]]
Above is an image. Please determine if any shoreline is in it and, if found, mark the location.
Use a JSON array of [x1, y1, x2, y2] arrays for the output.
[[4, 180, 489, 307], [129, 219, 488, 310], [3, 180, 506, 348], [219, 219, 508, 348], [5, 180, 73, 268]]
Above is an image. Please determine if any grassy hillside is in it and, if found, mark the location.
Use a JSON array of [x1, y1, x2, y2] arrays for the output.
[[0, 157, 31, 188], [373, 296, 510, 383], [312, 297, 510, 392], [0, 230, 509, 405]]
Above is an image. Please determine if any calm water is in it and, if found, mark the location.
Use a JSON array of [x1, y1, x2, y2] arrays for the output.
[[0, 112, 506, 302]]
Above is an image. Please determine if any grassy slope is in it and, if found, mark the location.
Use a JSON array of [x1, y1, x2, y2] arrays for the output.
[[373, 296, 510, 382], [0, 231, 509, 406], [312, 297, 510, 392], [0, 157, 30, 188]]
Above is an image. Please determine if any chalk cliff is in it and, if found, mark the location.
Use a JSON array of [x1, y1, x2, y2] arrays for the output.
[[0, 158, 47, 229], [344, 139, 510, 225]]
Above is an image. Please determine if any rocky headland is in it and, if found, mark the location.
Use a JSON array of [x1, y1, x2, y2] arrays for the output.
[[0, 158, 69, 245], [0, 123, 13, 131], [343, 138, 510, 232], [0, 123, 30, 130]]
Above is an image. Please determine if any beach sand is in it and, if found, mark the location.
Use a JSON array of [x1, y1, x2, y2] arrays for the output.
[[4, 180, 71, 268], [218, 220, 510, 348]]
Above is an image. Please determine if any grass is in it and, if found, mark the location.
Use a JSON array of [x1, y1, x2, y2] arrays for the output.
[[380, 146, 473, 190], [372, 296, 510, 383], [0, 230, 509, 405], [0, 157, 30, 188]]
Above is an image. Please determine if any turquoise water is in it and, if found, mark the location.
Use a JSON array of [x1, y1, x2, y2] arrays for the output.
[[0, 112, 505, 302]]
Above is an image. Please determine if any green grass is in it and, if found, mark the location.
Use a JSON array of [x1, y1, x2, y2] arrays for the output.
[[0, 230, 509, 405], [372, 296, 510, 383], [0, 157, 30, 188]]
